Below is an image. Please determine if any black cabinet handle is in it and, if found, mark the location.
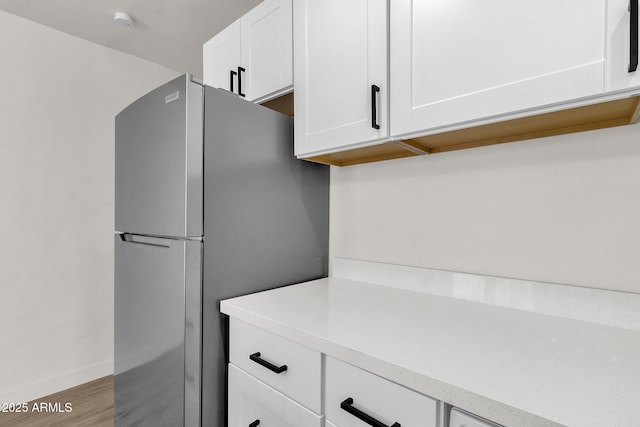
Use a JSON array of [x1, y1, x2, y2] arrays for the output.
[[249, 420, 260, 427], [630, 0, 638, 72], [340, 397, 400, 427], [238, 66, 246, 97], [371, 85, 381, 130], [230, 70, 237, 93], [249, 352, 287, 374]]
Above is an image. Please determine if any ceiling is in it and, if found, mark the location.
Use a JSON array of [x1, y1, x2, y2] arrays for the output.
[[0, 0, 263, 79]]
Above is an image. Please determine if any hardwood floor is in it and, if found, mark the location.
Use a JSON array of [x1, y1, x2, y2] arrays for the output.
[[0, 376, 113, 427]]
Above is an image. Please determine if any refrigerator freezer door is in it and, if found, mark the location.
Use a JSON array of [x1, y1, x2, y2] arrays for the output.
[[114, 234, 202, 427], [115, 75, 203, 238]]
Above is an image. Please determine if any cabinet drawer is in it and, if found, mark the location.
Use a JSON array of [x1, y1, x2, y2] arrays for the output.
[[325, 356, 438, 427], [229, 318, 322, 413], [228, 364, 323, 427]]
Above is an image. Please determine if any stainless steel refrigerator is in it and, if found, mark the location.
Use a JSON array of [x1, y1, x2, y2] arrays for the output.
[[114, 75, 328, 427]]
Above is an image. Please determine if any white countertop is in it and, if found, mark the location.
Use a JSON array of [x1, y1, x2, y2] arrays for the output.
[[220, 276, 640, 427]]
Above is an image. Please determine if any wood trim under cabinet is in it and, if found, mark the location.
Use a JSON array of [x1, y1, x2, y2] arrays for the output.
[[303, 141, 421, 166], [260, 92, 294, 117], [264, 92, 640, 166], [401, 95, 640, 154]]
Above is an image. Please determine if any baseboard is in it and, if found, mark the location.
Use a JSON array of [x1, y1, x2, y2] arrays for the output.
[[0, 359, 113, 404]]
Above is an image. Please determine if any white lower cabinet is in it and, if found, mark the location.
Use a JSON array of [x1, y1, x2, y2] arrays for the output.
[[228, 364, 323, 427], [325, 356, 438, 427], [229, 318, 322, 413], [227, 318, 440, 427]]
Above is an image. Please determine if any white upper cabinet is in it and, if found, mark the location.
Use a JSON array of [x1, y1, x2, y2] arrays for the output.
[[294, 0, 389, 157], [390, 0, 608, 138], [203, 20, 241, 95], [203, 0, 292, 102], [606, 0, 640, 91], [240, 0, 293, 102]]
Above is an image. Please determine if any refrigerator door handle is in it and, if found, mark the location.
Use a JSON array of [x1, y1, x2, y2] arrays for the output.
[[119, 233, 172, 248]]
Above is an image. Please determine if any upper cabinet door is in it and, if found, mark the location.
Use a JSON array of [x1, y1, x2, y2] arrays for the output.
[[391, 0, 607, 138], [203, 20, 241, 94], [204, 0, 293, 102], [241, 0, 293, 102], [606, 0, 640, 91], [294, 0, 389, 157]]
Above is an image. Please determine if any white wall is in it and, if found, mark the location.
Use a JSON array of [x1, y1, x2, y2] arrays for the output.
[[0, 11, 180, 403], [331, 122, 640, 294]]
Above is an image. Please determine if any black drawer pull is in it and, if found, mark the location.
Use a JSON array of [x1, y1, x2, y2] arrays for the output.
[[371, 84, 381, 129], [249, 420, 260, 427], [340, 397, 400, 427], [249, 352, 288, 374], [630, 0, 638, 72]]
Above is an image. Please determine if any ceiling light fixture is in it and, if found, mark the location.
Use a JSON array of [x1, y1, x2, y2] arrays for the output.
[[114, 12, 134, 28]]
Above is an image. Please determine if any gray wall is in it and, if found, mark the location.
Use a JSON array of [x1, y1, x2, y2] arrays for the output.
[[330, 122, 640, 294], [0, 10, 180, 403]]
